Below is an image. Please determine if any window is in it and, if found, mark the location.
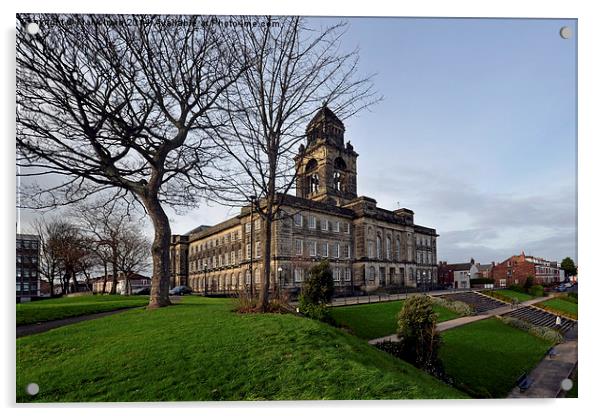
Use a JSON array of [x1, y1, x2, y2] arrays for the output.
[[334, 243, 340, 258], [368, 266, 376, 282], [344, 222, 350, 233], [294, 213, 303, 227], [322, 242, 329, 257], [255, 218, 261, 230], [255, 269, 261, 284], [395, 238, 401, 261], [309, 241, 317, 257], [343, 244, 350, 259], [231, 251, 236, 264], [368, 241, 374, 258], [245, 223, 252, 233], [321, 219, 328, 231], [309, 215, 316, 229], [295, 239, 303, 255], [344, 269, 351, 281], [333, 268, 341, 282], [294, 268, 304, 283], [255, 242, 261, 258], [334, 221, 340, 233], [376, 236, 382, 259], [246, 243, 251, 259], [238, 249, 243, 260], [386, 236, 391, 260]]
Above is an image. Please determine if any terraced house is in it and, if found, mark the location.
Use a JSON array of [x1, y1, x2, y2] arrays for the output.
[[169, 107, 438, 295]]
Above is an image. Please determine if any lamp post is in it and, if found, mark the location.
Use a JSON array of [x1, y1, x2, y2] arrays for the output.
[[422, 271, 427, 293], [204, 264, 208, 296], [278, 266, 283, 297], [249, 195, 257, 297]]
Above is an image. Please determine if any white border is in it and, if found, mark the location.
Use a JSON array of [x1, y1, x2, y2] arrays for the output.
[[2, 1, 600, 415]]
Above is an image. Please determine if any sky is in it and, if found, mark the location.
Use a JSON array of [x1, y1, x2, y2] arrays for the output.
[[18, 16, 577, 265]]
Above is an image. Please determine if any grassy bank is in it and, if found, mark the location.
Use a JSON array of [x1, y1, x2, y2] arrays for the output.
[[17, 297, 466, 402], [439, 317, 553, 398], [536, 297, 578, 319], [330, 299, 460, 340], [17, 295, 149, 326]]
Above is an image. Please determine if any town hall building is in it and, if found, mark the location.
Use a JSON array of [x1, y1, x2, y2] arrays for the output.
[[169, 106, 438, 295]]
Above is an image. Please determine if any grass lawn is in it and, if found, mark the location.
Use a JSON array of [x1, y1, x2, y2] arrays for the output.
[[536, 297, 578, 319], [493, 290, 534, 303], [17, 295, 149, 326], [16, 297, 466, 402], [439, 317, 553, 398], [330, 300, 460, 340]]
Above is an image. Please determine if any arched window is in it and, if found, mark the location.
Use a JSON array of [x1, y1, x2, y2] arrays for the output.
[[396, 238, 401, 261], [386, 236, 391, 260], [376, 235, 382, 259], [368, 266, 376, 282], [333, 171, 342, 191]]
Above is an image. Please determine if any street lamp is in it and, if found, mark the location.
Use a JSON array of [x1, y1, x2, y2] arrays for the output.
[[278, 266, 283, 297], [249, 195, 257, 297], [422, 271, 427, 293], [204, 264, 208, 296]]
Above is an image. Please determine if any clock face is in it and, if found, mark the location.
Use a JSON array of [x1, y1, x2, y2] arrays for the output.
[[560, 26, 572, 39]]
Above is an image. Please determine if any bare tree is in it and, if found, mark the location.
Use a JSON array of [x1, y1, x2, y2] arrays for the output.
[[209, 17, 380, 311], [16, 14, 250, 307], [116, 228, 151, 295], [32, 217, 66, 296]]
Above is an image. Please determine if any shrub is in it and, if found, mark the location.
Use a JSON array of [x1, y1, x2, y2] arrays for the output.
[[523, 275, 535, 290], [431, 296, 473, 316], [498, 316, 563, 344], [566, 292, 578, 303], [396, 295, 443, 372], [528, 285, 545, 297], [508, 284, 526, 293], [298, 260, 334, 322], [234, 290, 293, 314], [470, 278, 494, 285]]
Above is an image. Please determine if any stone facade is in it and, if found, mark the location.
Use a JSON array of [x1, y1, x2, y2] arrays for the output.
[[170, 106, 438, 294]]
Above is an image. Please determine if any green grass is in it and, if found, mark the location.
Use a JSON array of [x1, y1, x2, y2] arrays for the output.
[[536, 297, 578, 319], [492, 290, 534, 302], [439, 317, 553, 398], [16, 297, 466, 402], [330, 300, 460, 340], [17, 295, 149, 326]]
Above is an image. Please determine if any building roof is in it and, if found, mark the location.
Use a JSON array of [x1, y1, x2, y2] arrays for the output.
[[443, 263, 473, 271], [306, 105, 345, 132]]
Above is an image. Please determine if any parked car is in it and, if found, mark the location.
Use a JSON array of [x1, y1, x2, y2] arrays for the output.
[[169, 285, 193, 295], [132, 287, 150, 295]]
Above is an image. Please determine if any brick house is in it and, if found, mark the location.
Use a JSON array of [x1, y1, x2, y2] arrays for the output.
[[491, 251, 562, 287]]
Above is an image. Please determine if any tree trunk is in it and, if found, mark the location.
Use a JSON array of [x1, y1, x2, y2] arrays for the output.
[[102, 262, 108, 294], [143, 195, 172, 309], [110, 251, 118, 295], [259, 206, 274, 312]]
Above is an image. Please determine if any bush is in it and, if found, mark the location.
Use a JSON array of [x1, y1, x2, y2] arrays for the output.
[[566, 292, 578, 302], [470, 278, 494, 285], [498, 316, 563, 344], [396, 295, 442, 372], [234, 290, 292, 314], [431, 296, 473, 316], [523, 275, 535, 290], [298, 260, 334, 322], [528, 285, 545, 297], [508, 284, 526, 293]]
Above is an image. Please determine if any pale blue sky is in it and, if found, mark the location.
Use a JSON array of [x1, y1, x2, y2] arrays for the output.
[[20, 16, 577, 265], [174, 17, 577, 264]]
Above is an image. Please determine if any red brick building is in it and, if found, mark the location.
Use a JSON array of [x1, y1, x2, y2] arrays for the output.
[[492, 251, 561, 287]]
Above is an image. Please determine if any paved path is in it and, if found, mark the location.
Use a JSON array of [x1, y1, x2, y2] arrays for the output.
[[507, 339, 578, 398], [16, 296, 185, 338], [16, 307, 141, 338], [367, 294, 550, 345]]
